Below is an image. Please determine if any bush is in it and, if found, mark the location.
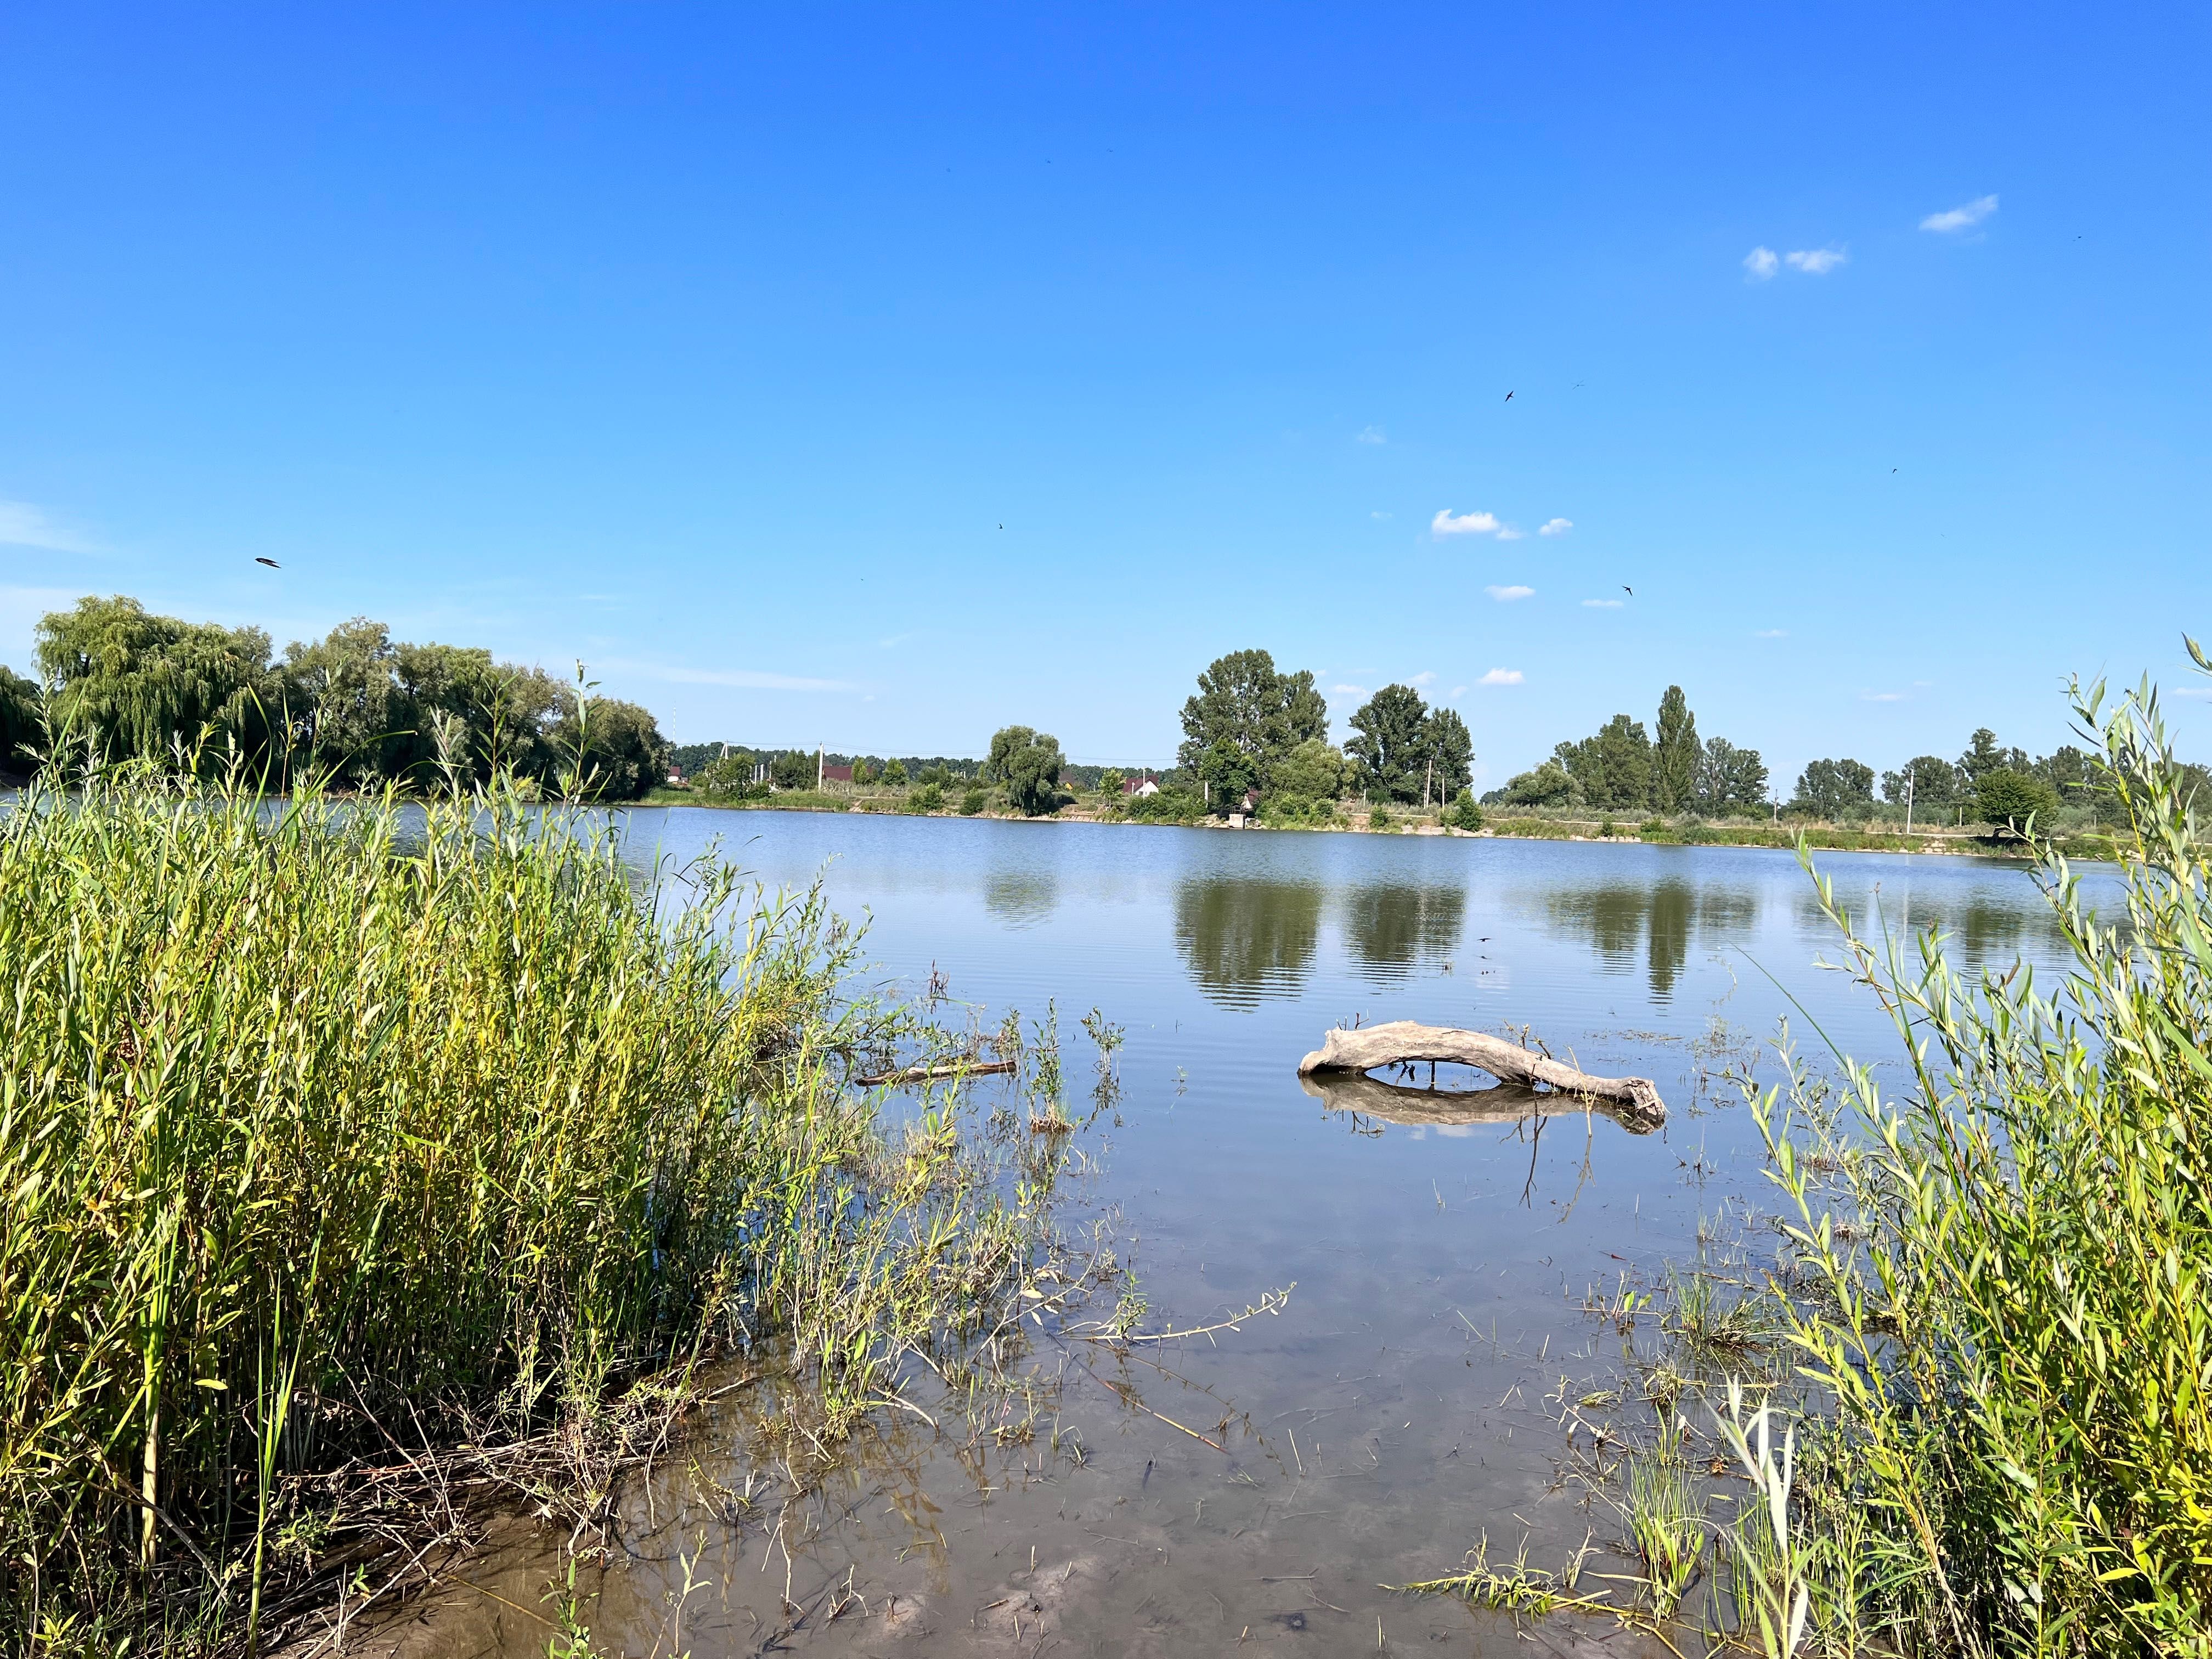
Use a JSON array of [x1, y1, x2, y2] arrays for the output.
[[1367, 804, 1393, 832], [770, 749, 816, 789], [1262, 793, 1338, 828], [907, 781, 944, 813], [1121, 786, 1206, 825], [1447, 792, 1483, 831], [1742, 663, 2212, 1654], [1975, 766, 2062, 835], [959, 788, 988, 816], [0, 766, 1034, 1645]]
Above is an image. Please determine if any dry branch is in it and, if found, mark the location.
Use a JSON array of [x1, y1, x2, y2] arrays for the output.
[[856, 1058, 1017, 1087], [1296, 1021, 1665, 1128]]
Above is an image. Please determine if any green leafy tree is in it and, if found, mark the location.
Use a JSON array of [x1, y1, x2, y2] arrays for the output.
[[959, 788, 988, 816], [918, 763, 953, 788], [984, 725, 1066, 816], [907, 781, 945, 813], [1449, 791, 1484, 831], [548, 693, 670, 800], [1198, 738, 1258, 812], [769, 750, 816, 790], [1271, 737, 1346, 805], [1427, 707, 1474, 804], [1098, 766, 1126, 799], [1882, 754, 1962, 807], [1957, 727, 2029, 788], [36, 595, 283, 769], [0, 664, 44, 769], [1178, 649, 1328, 789], [1502, 759, 1577, 806], [1692, 737, 1770, 814], [1555, 714, 1652, 809], [391, 642, 561, 786], [1651, 685, 1698, 812], [1975, 768, 2062, 834], [882, 758, 909, 787], [283, 617, 406, 785], [1790, 757, 1876, 819], [2033, 744, 2102, 803], [1344, 684, 1431, 803]]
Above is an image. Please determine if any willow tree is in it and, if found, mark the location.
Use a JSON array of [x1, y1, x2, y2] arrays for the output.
[[0, 665, 42, 769], [36, 596, 283, 770]]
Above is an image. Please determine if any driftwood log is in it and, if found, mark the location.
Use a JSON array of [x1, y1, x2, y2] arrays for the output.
[[856, 1058, 1017, 1087], [1296, 1021, 1665, 1129], [1296, 1069, 1661, 1134]]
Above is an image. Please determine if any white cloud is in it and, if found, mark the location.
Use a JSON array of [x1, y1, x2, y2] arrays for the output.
[[1409, 669, 1438, 686], [1356, 426, 1387, 445], [1448, 685, 1467, 698], [1744, 246, 1779, 280], [1785, 247, 1847, 274], [1861, 690, 1908, 702], [1431, 507, 1501, 537], [0, 500, 99, 554], [1370, 510, 1393, 521], [1476, 668, 1525, 686], [1331, 682, 1370, 698], [1497, 527, 1526, 541], [1581, 597, 1623, 609], [1538, 518, 1573, 537], [1754, 628, 1788, 639], [1485, 584, 1534, 602], [610, 658, 858, 693], [1921, 194, 1997, 233], [2173, 687, 2212, 699]]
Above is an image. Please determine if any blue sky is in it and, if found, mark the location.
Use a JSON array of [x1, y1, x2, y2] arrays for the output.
[[3, 4, 2207, 787]]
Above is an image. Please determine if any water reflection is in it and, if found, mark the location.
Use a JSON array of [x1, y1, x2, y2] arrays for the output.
[[1296, 1068, 1661, 1134], [1798, 884, 2064, 968], [1173, 877, 1324, 1007], [1545, 878, 1757, 999], [1340, 882, 1468, 983], [983, 868, 1059, 929]]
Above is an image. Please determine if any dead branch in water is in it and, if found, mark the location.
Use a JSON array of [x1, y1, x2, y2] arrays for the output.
[[1296, 1021, 1665, 1127]]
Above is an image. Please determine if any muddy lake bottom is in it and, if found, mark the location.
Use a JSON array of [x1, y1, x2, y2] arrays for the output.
[[373, 811, 2095, 1658]]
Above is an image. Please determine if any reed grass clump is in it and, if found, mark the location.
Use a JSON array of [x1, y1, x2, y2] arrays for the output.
[[0, 765, 1031, 1651], [1739, 650, 2212, 1655]]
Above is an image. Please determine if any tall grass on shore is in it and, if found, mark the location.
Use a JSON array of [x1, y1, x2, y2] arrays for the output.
[[0, 765, 1032, 1652], [1736, 654, 2212, 1655]]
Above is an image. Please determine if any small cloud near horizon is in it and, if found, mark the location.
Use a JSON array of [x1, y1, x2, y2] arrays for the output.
[[1485, 584, 1534, 602], [1785, 247, 1847, 274], [1476, 668, 1525, 686], [1754, 628, 1788, 638], [0, 499, 100, 554], [1581, 597, 1623, 609], [1539, 518, 1573, 537], [1431, 507, 1501, 537], [1409, 669, 1438, 687], [1861, 690, 1909, 703], [1356, 426, 1387, 445], [1921, 194, 1998, 233]]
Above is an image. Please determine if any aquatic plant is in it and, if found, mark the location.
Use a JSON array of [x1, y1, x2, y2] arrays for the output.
[[1736, 647, 2212, 1654], [0, 762, 1039, 1650]]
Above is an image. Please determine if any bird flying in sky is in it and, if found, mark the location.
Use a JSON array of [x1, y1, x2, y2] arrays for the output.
[[255, 557, 280, 568], [1503, 391, 1514, 403], [1623, 585, 1633, 596]]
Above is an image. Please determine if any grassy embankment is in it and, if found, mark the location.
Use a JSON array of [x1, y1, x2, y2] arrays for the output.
[[0, 766, 1053, 1655], [1412, 664, 2212, 1654]]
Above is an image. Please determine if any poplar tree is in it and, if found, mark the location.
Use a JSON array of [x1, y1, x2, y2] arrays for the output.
[[1652, 685, 1699, 812]]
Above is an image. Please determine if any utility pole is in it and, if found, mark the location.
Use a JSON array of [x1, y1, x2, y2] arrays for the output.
[[1423, 755, 1433, 810], [1904, 770, 1916, 833], [817, 745, 824, 791]]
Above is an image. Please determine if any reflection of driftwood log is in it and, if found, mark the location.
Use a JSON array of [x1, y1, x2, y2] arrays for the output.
[[857, 1058, 1017, 1087], [1297, 1068, 1662, 1134], [1296, 1020, 1665, 1128]]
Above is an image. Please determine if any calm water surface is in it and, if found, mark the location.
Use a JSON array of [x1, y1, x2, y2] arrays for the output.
[[400, 811, 2092, 1659]]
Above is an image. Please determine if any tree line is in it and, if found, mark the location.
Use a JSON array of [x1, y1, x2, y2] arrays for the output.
[[1489, 687, 1771, 815], [0, 596, 673, 798]]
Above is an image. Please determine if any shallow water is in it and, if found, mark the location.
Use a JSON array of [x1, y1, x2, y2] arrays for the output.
[[388, 812, 2098, 1658]]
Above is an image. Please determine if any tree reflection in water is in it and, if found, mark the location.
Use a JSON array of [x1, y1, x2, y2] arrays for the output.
[[1545, 877, 1757, 1000], [983, 868, 1059, 930], [1340, 882, 1469, 985], [1172, 878, 1325, 1008]]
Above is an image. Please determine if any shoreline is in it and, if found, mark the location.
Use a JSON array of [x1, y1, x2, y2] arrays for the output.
[[635, 791, 2081, 862]]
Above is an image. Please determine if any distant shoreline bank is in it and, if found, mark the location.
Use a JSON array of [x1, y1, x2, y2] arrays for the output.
[[635, 790, 2085, 862]]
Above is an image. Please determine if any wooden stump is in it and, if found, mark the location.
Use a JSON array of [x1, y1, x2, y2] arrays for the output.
[[1296, 1020, 1665, 1128]]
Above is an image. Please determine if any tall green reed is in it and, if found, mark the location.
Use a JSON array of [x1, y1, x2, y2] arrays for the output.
[[1740, 646, 2212, 1656], [0, 764, 1030, 1652]]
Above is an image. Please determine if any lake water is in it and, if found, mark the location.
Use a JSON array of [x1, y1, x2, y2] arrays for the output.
[[400, 811, 2090, 1659]]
